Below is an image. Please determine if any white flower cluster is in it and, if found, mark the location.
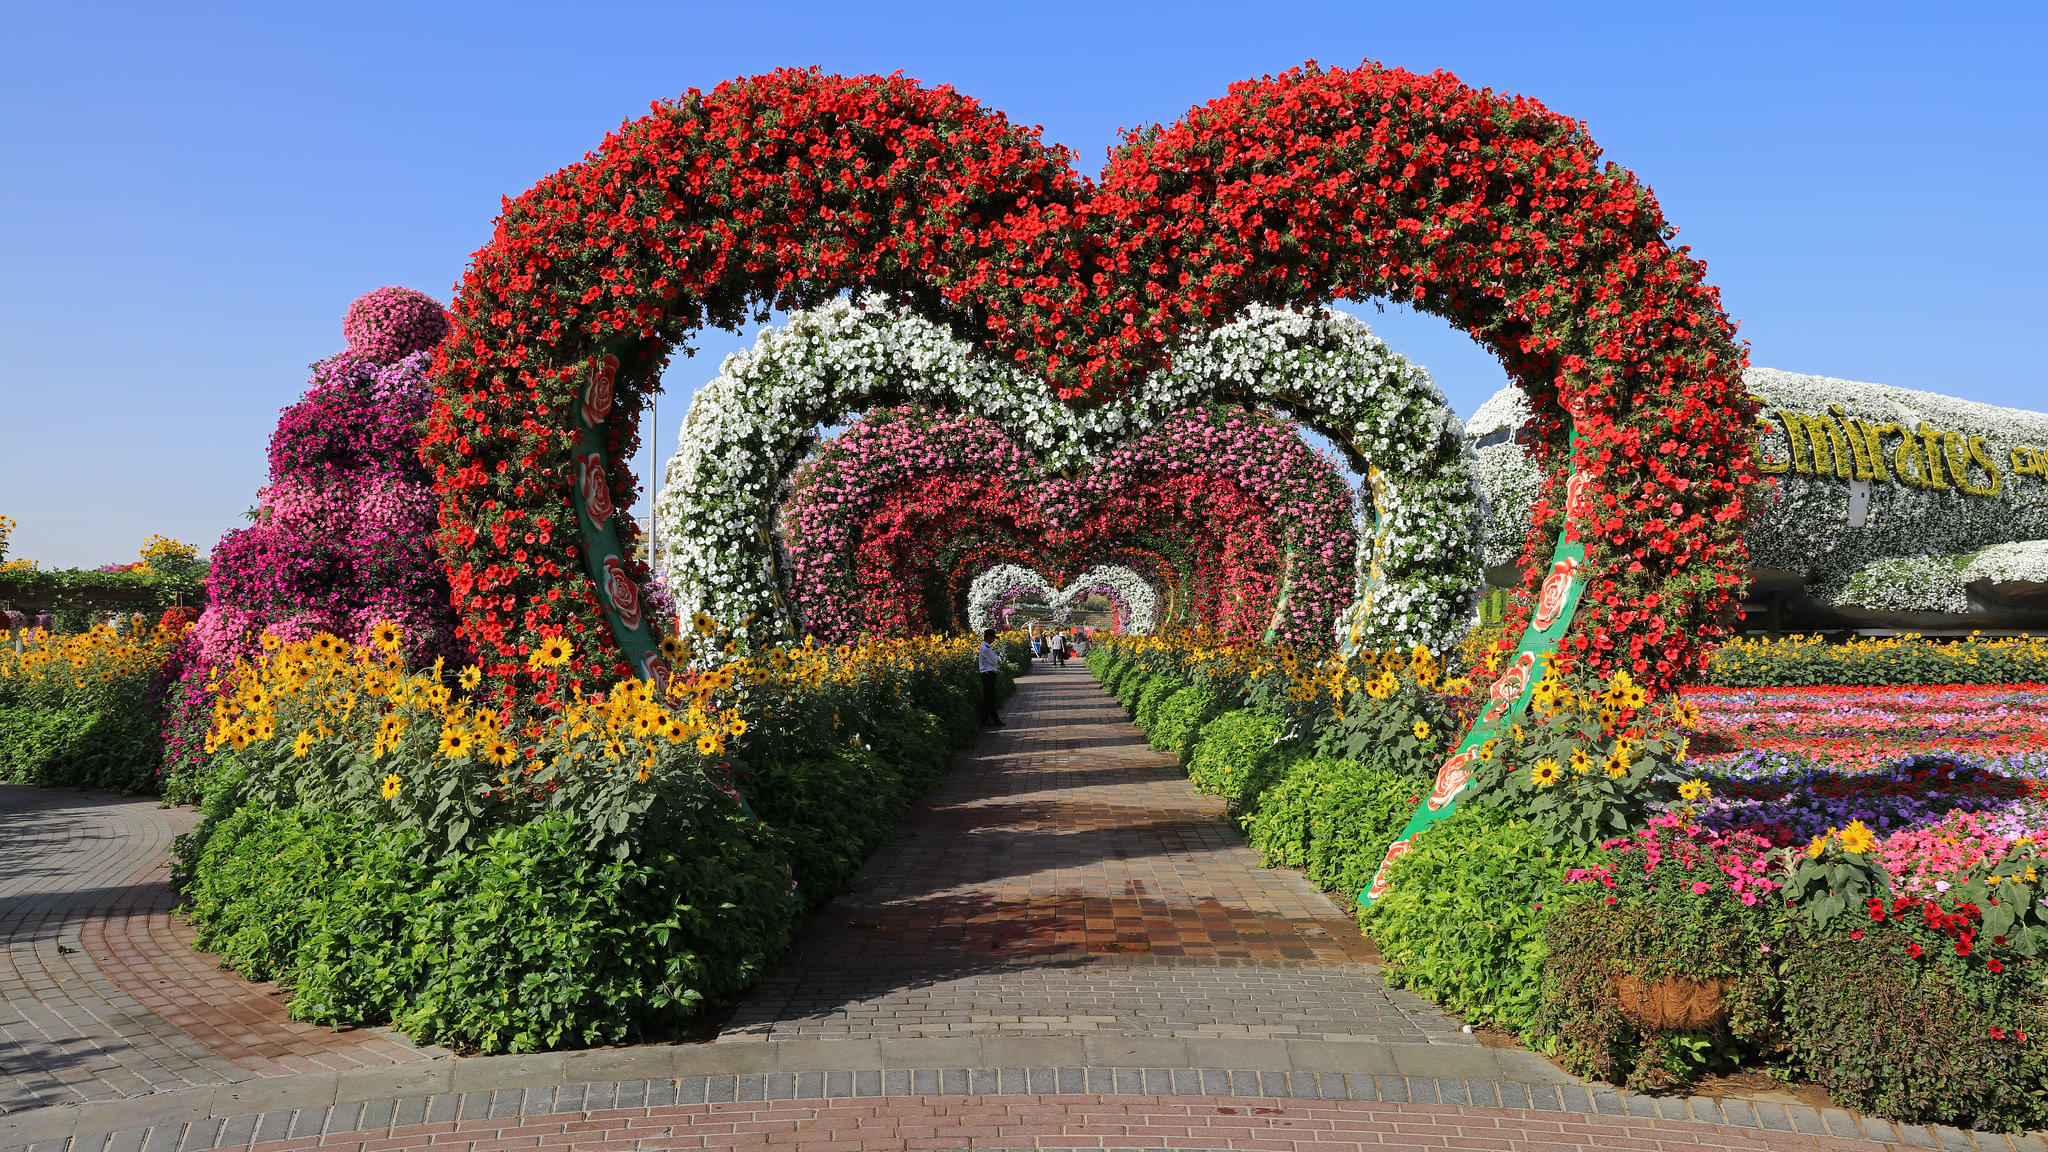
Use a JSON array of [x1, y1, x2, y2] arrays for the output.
[[964, 562, 1159, 633], [1467, 368, 2048, 615], [656, 296, 1482, 650], [1966, 540, 2048, 588]]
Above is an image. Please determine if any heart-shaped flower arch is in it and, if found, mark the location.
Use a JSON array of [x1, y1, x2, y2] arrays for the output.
[[429, 62, 1756, 714], [661, 299, 1475, 651], [966, 563, 1160, 634], [768, 395, 1374, 646]]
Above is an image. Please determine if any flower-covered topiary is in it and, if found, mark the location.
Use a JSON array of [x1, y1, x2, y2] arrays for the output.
[[165, 288, 461, 789], [343, 286, 451, 365]]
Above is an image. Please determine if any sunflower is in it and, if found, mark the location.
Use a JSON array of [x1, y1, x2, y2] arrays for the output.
[[693, 611, 716, 635], [228, 727, 252, 750], [1603, 750, 1631, 779], [457, 665, 483, 691], [1837, 819, 1876, 854], [1568, 747, 1593, 774], [438, 727, 472, 758], [380, 773, 402, 800], [370, 622, 403, 654], [660, 635, 686, 661], [1530, 758, 1563, 788], [1677, 778, 1712, 801], [292, 731, 314, 759], [484, 739, 518, 769], [1671, 700, 1702, 729], [531, 636, 572, 668], [696, 734, 718, 756], [1411, 720, 1430, 740]]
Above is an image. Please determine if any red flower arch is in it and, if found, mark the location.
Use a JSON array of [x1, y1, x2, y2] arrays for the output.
[[429, 62, 1754, 706]]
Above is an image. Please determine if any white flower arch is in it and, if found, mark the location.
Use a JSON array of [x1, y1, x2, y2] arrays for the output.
[[966, 562, 1159, 634], [656, 296, 1481, 651]]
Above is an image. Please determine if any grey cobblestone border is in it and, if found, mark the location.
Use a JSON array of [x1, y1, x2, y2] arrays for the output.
[[0, 1036, 2037, 1151]]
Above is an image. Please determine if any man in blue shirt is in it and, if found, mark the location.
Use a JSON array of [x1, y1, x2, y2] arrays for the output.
[[978, 628, 1004, 727]]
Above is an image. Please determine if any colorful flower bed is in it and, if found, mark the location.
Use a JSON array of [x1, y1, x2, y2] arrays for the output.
[[0, 613, 193, 791], [1096, 627, 2048, 1130]]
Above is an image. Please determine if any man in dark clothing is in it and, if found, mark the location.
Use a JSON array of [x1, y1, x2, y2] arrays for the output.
[[978, 628, 1004, 726]]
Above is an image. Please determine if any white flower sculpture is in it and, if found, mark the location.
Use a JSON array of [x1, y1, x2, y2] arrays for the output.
[[656, 296, 1481, 651], [1468, 369, 2048, 616], [965, 563, 1159, 634]]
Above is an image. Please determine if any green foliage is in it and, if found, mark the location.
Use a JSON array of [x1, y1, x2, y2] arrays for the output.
[[1477, 672, 1689, 847], [1363, 804, 1592, 1032], [1133, 674, 1187, 730], [1778, 923, 2048, 1131], [1149, 685, 1219, 760], [1312, 677, 1446, 780], [0, 705, 162, 792], [1534, 899, 1780, 1094], [1785, 843, 1893, 931], [746, 742, 912, 904], [1707, 633, 2048, 687], [0, 566, 204, 618], [1244, 755, 1417, 899], [1184, 710, 1292, 814], [180, 804, 796, 1053]]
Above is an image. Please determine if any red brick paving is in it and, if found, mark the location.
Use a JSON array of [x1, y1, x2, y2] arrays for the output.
[[204, 1095, 1895, 1151]]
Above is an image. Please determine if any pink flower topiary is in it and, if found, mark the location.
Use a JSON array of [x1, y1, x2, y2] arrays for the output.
[[342, 285, 450, 364]]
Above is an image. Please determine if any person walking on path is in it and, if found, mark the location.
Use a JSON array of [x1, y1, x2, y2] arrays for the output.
[[1049, 629, 1068, 666], [978, 628, 1004, 726]]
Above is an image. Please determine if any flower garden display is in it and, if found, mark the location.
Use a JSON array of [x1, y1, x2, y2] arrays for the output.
[[965, 562, 1158, 634], [164, 289, 462, 787], [1470, 369, 2048, 627], [434, 63, 1753, 737], [772, 396, 1361, 645], [660, 297, 1476, 653]]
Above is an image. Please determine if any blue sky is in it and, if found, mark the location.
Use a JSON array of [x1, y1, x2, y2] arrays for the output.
[[1, 1, 2041, 568]]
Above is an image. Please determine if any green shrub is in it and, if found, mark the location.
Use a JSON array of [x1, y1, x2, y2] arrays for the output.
[[1708, 633, 2048, 687], [1363, 804, 1592, 1032], [1113, 665, 1150, 710], [1185, 710, 1290, 813], [747, 743, 904, 903], [1244, 756, 1418, 899], [1534, 899, 1779, 1094], [181, 805, 795, 1053], [1776, 924, 2048, 1131], [1149, 685, 1219, 760], [0, 705, 159, 792], [0, 621, 183, 793], [1134, 674, 1186, 730]]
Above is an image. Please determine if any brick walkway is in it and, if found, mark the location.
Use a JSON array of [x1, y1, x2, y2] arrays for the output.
[[722, 662, 1451, 1046], [1, 664, 2035, 1151], [0, 786, 431, 1116]]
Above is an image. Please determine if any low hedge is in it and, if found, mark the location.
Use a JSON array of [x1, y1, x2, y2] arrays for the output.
[[0, 618, 186, 792], [1149, 685, 1220, 761], [1185, 710, 1291, 815], [181, 805, 793, 1053], [1133, 674, 1187, 730], [1244, 755, 1417, 899], [1362, 804, 1593, 1032], [176, 633, 1022, 1053], [1707, 633, 2048, 687]]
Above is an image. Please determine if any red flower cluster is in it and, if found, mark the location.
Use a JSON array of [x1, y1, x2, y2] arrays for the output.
[[1870, 894, 1984, 959], [429, 63, 1752, 703]]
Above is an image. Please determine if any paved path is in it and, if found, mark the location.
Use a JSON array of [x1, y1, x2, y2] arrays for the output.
[[1, 663, 2037, 1150], [0, 787, 433, 1117]]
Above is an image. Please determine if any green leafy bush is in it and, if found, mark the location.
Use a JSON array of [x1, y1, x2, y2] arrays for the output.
[[1535, 899, 1779, 1094], [1149, 685, 1220, 760], [1364, 804, 1591, 1032], [1185, 710, 1291, 814], [747, 742, 908, 903], [1708, 633, 2048, 687], [1113, 664, 1150, 710], [0, 619, 185, 792], [1778, 924, 2048, 1131], [181, 804, 795, 1053], [1244, 756, 1417, 899], [1134, 674, 1187, 730]]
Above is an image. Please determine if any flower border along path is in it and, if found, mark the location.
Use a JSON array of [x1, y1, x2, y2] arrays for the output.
[[3, 667, 2032, 1152]]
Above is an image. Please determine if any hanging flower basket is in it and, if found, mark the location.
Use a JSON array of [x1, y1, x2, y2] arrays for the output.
[[1608, 972, 1731, 1031]]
